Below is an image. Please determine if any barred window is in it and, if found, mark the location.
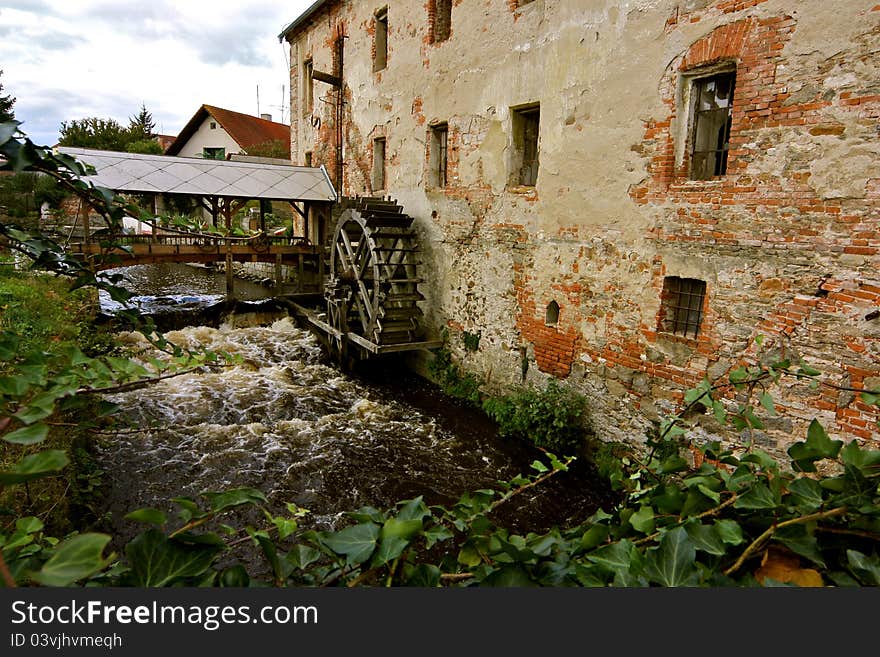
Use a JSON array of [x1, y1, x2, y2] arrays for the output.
[[659, 277, 706, 338]]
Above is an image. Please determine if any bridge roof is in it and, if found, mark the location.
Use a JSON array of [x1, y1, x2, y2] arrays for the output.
[[56, 147, 337, 203]]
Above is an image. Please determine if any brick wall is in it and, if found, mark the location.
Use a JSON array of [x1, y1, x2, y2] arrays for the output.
[[284, 0, 880, 455]]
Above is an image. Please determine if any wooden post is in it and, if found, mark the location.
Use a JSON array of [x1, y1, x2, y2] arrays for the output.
[[80, 203, 90, 245], [223, 199, 234, 299], [275, 253, 283, 286]]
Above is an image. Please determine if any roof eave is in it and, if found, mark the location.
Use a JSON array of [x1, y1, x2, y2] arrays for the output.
[[278, 0, 333, 42]]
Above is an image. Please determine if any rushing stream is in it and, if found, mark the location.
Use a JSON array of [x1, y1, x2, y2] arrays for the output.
[[95, 264, 614, 552]]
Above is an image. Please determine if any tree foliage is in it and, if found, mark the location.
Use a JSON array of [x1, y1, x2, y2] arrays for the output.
[[58, 103, 162, 153], [244, 139, 289, 160], [128, 102, 156, 141], [58, 117, 132, 151]]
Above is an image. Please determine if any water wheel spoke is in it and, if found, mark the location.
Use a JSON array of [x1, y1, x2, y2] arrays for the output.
[[338, 229, 357, 272]]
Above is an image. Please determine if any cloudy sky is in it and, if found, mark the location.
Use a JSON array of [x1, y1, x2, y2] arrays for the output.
[[0, 0, 314, 146]]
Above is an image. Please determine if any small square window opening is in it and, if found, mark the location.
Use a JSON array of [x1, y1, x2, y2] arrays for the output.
[[659, 277, 706, 339]]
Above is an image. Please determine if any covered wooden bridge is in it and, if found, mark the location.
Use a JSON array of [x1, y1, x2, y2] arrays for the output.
[[57, 147, 337, 295]]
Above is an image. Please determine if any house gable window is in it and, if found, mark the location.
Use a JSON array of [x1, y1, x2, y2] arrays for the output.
[[429, 123, 448, 188], [658, 276, 707, 339], [689, 70, 735, 180], [374, 8, 388, 72], [202, 147, 225, 160]]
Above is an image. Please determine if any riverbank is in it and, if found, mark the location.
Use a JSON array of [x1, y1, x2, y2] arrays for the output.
[[0, 265, 114, 536]]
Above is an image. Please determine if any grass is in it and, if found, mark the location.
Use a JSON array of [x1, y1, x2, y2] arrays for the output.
[[0, 265, 114, 536]]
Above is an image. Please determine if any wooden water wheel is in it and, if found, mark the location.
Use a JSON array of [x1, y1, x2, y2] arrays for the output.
[[324, 197, 425, 363]]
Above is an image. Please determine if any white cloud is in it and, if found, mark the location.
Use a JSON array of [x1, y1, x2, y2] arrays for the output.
[[0, 0, 314, 146]]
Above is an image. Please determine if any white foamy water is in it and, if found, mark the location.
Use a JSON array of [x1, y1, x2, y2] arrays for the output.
[[98, 317, 532, 534]]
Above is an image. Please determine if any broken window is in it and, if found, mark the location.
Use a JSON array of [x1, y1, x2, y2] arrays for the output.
[[430, 123, 448, 187], [303, 58, 314, 115], [434, 0, 452, 42], [374, 9, 388, 72], [659, 277, 707, 339], [372, 137, 386, 191], [690, 71, 735, 180], [202, 147, 225, 160], [511, 105, 540, 187]]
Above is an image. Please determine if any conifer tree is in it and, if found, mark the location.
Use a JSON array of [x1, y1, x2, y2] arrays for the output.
[[0, 69, 16, 122]]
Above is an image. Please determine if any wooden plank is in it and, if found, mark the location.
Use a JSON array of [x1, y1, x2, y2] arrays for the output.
[[373, 340, 443, 354]]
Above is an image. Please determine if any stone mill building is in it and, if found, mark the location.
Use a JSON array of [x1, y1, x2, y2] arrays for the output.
[[279, 0, 880, 454]]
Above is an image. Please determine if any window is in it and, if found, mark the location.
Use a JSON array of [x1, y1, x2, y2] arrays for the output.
[[434, 0, 452, 42], [372, 137, 386, 191], [304, 151, 313, 167], [209, 121, 217, 130], [430, 123, 448, 187], [374, 9, 388, 72], [303, 58, 314, 115], [202, 147, 225, 160], [659, 277, 707, 339], [511, 105, 540, 186], [689, 71, 735, 180], [545, 301, 560, 326]]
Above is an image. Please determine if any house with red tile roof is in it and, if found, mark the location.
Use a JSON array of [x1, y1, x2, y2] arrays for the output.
[[165, 104, 290, 161]]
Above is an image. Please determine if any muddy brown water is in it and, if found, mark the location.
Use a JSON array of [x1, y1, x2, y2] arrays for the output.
[[95, 264, 615, 560]]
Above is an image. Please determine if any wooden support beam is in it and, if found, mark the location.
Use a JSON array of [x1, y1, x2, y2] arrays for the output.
[[312, 70, 341, 87]]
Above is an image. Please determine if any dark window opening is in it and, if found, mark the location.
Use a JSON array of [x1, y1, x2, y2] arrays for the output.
[[546, 300, 560, 326], [202, 147, 225, 160], [659, 277, 707, 339], [374, 9, 388, 72], [209, 121, 216, 130], [430, 123, 448, 187], [512, 105, 540, 186], [434, 0, 452, 42], [303, 59, 314, 115], [304, 151, 313, 167], [690, 71, 735, 180], [372, 137, 386, 191]]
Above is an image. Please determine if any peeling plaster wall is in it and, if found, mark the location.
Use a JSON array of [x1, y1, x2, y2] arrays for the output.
[[286, 0, 880, 457]]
